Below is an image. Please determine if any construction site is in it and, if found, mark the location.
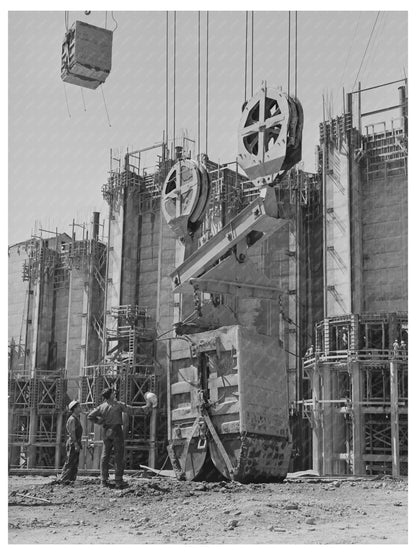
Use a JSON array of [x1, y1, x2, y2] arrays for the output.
[[8, 10, 408, 545]]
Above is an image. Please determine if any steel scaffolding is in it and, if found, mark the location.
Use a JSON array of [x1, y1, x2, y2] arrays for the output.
[[302, 312, 408, 477]]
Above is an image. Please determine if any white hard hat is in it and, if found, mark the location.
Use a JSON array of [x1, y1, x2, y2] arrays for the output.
[[68, 400, 80, 411], [144, 392, 158, 408]]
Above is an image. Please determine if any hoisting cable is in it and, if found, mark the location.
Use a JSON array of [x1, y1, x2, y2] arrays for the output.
[[165, 11, 169, 155], [64, 11, 69, 32], [197, 11, 201, 158], [287, 11, 291, 95], [80, 88, 87, 111], [205, 11, 209, 155], [63, 83, 71, 118], [100, 85, 112, 127], [244, 11, 248, 103], [173, 11, 177, 150], [351, 11, 380, 91], [251, 11, 254, 97], [105, 11, 107, 29], [294, 11, 298, 98], [361, 12, 385, 85], [111, 11, 118, 32], [335, 15, 360, 109]]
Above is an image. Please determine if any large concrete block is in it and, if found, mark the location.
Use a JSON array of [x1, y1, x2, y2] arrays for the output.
[[168, 325, 292, 482]]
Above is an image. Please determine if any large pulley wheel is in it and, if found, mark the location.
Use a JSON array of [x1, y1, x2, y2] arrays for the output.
[[237, 86, 303, 187], [161, 159, 211, 238]]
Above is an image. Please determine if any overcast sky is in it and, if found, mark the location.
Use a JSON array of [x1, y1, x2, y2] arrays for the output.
[[8, 8, 408, 245]]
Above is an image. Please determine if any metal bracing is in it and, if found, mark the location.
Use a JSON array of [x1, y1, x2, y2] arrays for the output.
[[82, 296, 160, 470], [8, 369, 70, 470], [302, 312, 408, 476], [102, 144, 172, 216]]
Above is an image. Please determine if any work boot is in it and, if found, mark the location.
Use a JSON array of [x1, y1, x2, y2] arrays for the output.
[[114, 481, 128, 489], [101, 480, 110, 488]]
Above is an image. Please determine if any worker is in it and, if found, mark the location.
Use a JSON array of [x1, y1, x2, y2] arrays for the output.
[[400, 340, 407, 359], [305, 344, 314, 357], [88, 388, 156, 489], [341, 327, 349, 350], [59, 400, 83, 485], [392, 339, 400, 357]]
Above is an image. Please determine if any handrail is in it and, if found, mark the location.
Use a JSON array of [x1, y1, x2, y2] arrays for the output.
[[302, 348, 408, 366]]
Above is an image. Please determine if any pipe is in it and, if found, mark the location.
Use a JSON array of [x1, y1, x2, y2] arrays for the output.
[[92, 212, 100, 241], [398, 85, 407, 136]]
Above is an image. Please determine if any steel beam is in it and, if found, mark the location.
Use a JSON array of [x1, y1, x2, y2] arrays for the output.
[[390, 360, 400, 477], [171, 191, 286, 292]]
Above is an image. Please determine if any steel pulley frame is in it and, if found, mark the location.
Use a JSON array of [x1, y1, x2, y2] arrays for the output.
[[161, 158, 211, 238], [237, 85, 303, 187]]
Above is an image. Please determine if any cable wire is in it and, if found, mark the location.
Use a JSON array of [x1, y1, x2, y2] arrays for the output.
[[294, 11, 298, 98], [100, 84, 112, 127], [198, 12, 201, 158], [251, 11, 254, 96], [205, 11, 209, 155], [165, 11, 169, 154], [288, 11, 291, 95], [80, 88, 87, 111], [63, 83, 71, 118], [244, 11, 248, 103], [361, 11, 385, 83], [351, 11, 380, 91], [173, 11, 176, 150], [111, 11, 118, 32], [335, 15, 360, 108]]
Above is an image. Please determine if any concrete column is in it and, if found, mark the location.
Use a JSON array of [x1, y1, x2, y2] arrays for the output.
[[27, 408, 38, 468], [8, 410, 14, 468], [65, 269, 85, 399], [390, 360, 400, 478], [55, 413, 64, 469], [322, 365, 333, 475], [311, 361, 322, 475], [29, 280, 41, 374], [167, 340, 172, 442], [351, 361, 365, 475], [148, 409, 157, 468], [79, 413, 88, 469], [93, 424, 103, 470]]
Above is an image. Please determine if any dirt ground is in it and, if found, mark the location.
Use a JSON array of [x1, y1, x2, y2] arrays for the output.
[[8, 473, 408, 545]]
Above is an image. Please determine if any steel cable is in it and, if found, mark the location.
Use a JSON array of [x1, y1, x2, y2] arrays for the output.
[[351, 11, 380, 91], [205, 12, 209, 155], [198, 12, 201, 158]]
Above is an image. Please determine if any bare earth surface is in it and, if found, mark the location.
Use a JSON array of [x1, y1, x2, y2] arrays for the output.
[[8, 474, 408, 544]]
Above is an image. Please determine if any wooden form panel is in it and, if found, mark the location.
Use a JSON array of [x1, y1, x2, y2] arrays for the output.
[[61, 21, 113, 89]]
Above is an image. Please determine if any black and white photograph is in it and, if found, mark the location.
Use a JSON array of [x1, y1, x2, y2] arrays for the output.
[[7, 2, 409, 546]]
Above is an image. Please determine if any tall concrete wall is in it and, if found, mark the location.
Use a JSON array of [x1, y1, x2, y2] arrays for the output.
[[54, 283, 70, 369], [361, 174, 407, 312], [325, 142, 352, 316], [8, 245, 29, 347], [65, 268, 86, 379], [35, 273, 55, 370], [121, 188, 141, 306], [106, 198, 124, 334], [137, 212, 161, 322]]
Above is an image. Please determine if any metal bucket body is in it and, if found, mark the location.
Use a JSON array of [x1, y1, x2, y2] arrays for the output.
[[168, 325, 292, 482]]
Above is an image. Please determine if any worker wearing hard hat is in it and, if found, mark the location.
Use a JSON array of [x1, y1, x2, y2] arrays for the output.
[[59, 400, 83, 485], [88, 388, 157, 489]]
